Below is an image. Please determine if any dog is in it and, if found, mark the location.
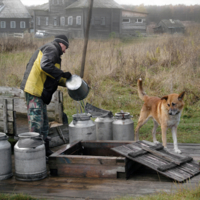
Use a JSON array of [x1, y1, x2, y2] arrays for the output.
[[135, 78, 185, 154]]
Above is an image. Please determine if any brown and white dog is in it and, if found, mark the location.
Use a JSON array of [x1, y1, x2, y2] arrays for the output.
[[135, 78, 185, 153]]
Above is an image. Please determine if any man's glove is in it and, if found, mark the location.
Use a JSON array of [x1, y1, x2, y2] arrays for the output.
[[62, 72, 72, 79]]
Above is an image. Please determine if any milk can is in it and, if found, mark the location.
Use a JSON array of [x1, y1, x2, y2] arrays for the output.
[[0, 132, 13, 180], [113, 112, 134, 141], [95, 116, 113, 140], [14, 132, 47, 181], [69, 113, 96, 143]]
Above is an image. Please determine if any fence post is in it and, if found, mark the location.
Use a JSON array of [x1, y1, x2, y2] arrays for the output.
[[3, 99, 8, 133]]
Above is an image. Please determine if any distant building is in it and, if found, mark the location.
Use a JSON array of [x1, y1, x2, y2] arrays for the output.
[[32, 0, 148, 38], [0, 0, 31, 34], [153, 19, 185, 34]]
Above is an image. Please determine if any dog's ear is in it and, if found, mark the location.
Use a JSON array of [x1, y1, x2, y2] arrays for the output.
[[161, 95, 168, 101], [178, 91, 185, 101]]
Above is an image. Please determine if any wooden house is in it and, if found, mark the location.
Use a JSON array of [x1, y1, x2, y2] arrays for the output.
[[32, 0, 148, 38], [0, 0, 31, 34], [153, 19, 185, 34]]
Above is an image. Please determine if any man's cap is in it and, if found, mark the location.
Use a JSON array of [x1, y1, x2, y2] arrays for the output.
[[54, 35, 69, 48]]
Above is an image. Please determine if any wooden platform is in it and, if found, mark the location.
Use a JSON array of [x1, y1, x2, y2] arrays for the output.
[[1, 117, 199, 199], [0, 143, 200, 200], [112, 141, 200, 182]]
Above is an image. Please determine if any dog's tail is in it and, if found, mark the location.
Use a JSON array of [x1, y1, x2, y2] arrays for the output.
[[137, 78, 147, 101]]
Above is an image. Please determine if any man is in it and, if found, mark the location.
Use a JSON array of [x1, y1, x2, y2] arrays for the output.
[[20, 35, 71, 156]]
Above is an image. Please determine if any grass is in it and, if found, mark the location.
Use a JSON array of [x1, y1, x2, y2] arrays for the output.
[[0, 193, 45, 200], [114, 183, 200, 200], [1, 25, 200, 143], [0, 25, 200, 200], [0, 183, 200, 200]]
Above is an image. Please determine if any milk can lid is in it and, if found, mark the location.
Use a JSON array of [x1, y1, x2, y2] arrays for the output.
[[72, 113, 92, 121], [66, 75, 82, 90], [114, 112, 132, 119]]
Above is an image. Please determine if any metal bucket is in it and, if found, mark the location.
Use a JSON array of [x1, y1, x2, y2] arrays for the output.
[[69, 113, 96, 143], [113, 112, 134, 141], [0, 132, 13, 180], [66, 75, 90, 101], [14, 132, 47, 181]]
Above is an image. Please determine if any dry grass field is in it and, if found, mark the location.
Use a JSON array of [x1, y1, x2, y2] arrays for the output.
[[0, 24, 200, 143]]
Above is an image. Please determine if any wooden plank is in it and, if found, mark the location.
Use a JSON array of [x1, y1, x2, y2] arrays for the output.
[[49, 155, 125, 166], [0, 121, 14, 134], [0, 110, 14, 121], [111, 143, 200, 182], [55, 164, 125, 178], [3, 99, 8, 133], [0, 87, 64, 123], [50, 140, 82, 156], [13, 111, 17, 136], [0, 98, 14, 110], [0, 86, 24, 98], [140, 145, 182, 165], [127, 143, 163, 158]]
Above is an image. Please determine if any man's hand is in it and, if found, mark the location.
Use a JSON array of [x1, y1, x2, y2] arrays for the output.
[[62, 72, 72, 79]]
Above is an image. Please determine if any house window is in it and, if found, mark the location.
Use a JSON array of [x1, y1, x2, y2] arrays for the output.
[[135, 19, 143, 23], [76, 16, 81, 25], [10, 21, 16, 28], [101, 17, 105, 25], [20, 21, 26, 28], [68, 16, 73, 25], [122, 18, 130, 23], [46, 17, 49, 26], [60, 16, 65, 26], [54, 17, 57, 26], [37, 17, 40, 25], [0, 21, 6, 28]]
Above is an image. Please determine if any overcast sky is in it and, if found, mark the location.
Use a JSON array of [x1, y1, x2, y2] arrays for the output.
[[20, 0, 200, 6]]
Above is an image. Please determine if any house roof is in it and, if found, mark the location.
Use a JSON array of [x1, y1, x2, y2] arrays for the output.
[[160, 19, 185, 28], [30, 3, 49, 11], [0, 0, 31, 18], [65, 0, 123, 10]]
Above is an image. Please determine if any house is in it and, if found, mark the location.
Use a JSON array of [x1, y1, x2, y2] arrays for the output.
[[153, 19, 185, 34], [0, 0, 31, 34], [32, 0, 148, 38]]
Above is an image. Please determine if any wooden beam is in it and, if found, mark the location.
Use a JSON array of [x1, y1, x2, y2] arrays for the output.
[[0, 110, 14, 121], [80, 0, 93, 78], [3, 99, 8, 133], [140, 145, 182, 165], [0, 121, 14, 134]]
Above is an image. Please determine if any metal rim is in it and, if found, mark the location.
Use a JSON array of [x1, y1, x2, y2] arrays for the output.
[[114, 112, 131, 119], [68, 86, 90, 101], [0, 132, 7, 140], [18, 132, 40, 139], [66, 75, 82, 90], [72, 113, 91, 121]]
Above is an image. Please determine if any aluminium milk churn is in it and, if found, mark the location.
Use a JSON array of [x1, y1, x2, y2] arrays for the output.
[[69, 113, 96, 143], [0, 132, 13, 180], [95, 116, 113, 140], [113, 112, 134, 140], [14, 132, 47, 181]]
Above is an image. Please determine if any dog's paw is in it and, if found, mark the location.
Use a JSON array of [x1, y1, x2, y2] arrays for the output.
[[164, 147, 170, 153], [174, 149, 181, 154], [153, 140, 160, 144]]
